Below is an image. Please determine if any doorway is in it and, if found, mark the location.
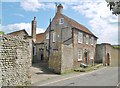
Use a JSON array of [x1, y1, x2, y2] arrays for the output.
[[106, 53, 110, 66], [39, 48, 44, 61], [84, 50, 88, 65]]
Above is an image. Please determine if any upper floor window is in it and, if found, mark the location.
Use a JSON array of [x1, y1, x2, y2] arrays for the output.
[[78, 32, 83, 43], [59, 18, 64, 24], [78, 49, 82, 61], [91, 37, 94, 45], [53, 32, 56, 42], [85, 35, 89, 44], [46, 33, 49, 39]]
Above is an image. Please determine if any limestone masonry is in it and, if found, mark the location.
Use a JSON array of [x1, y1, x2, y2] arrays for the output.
[[0, 34, 32, 86]]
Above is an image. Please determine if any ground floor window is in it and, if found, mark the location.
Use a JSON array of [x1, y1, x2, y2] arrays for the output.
[[90, 51, 94, 59], [78, 49, 82, 61]]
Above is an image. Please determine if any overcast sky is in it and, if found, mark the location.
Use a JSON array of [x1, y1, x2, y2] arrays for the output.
[[1, 0, 119, 45]]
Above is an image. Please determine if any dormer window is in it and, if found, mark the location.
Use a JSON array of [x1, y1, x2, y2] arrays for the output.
[[59, 18, 64, 24]]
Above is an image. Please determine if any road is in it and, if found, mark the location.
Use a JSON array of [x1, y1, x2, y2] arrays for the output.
[[35, 67, 119, 86]]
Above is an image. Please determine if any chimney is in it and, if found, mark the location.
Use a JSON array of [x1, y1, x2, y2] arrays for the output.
[[57, 4, 63, 14], [31, 16, 36, 42]]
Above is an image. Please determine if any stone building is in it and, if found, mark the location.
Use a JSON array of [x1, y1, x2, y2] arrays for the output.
[[95, 43, 119, 67]]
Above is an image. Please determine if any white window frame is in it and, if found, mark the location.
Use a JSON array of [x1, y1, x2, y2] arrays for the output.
[[78, 32, 83, 43], [46, 33, 49, 39], [90, 52, 94, 60], [59, 18, 64, 24], [78, 49, 82, 61], [86, 35, 89, 44], [53, 32, 56, 42], [91, 37, 94, 45]]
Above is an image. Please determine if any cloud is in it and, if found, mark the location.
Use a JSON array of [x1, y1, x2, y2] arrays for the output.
[[20, 0, 45, 12], [2, 23, 45, 35], [72, 0, 118, 45], [13, 13, 25, 18], [20, 0, 56, 12]]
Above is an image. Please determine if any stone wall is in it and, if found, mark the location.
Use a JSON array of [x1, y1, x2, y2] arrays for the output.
[[61, 44, 73, 73], [95, 44, 106, 63], [0, 34, 32, 86], [111, 47, 120, 67], [48, 50, 61, 74], [48, 44, 74, 74]]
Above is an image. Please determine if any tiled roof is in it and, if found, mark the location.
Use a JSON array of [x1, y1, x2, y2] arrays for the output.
[[36, 33, 45, 43], [61, 14, 96, 37]]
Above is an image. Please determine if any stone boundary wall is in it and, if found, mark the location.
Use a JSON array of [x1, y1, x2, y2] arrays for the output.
[[0, 34, 32, 86], [48, 44, 74, 74], [61, 44, 73, 73], [48, 50, 61, 74], [111, 47, 120, 67]]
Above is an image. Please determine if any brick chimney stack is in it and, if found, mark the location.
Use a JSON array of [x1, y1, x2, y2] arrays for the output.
[[31, 16, 36, 42], [57, 4, 63, 14]]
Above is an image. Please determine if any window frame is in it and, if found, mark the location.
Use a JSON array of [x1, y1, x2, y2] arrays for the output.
[[46, 33, 49, 39], [78, 49, 83, 61], [59, 18, 64, 24], [85, 35, 89, 44], [53, 32, 56, 43], [91, 37, 94, 45], [90, 51, 94, 60], [78, 31, 83, 43]]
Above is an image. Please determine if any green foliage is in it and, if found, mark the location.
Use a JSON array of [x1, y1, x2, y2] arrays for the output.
[[0, 31, 4, 34], [113, 45, 120, 49], [106, 0, 120, 15]]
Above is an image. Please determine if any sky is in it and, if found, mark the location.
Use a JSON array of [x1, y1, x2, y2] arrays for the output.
[[1, 0, 119, 45]]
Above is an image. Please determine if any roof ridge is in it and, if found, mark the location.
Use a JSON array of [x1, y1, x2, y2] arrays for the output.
[[7, 29, 28, 35]]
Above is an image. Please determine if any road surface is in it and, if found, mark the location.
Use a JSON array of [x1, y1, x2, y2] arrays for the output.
[[32, 67, 119, 87]]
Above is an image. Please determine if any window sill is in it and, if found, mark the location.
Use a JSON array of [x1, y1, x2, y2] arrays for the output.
[[78, 59, 82, 62], [78, 42, 82, 44]]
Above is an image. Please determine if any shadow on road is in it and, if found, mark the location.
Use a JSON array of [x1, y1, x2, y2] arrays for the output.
[[32, 62, 56, 75]]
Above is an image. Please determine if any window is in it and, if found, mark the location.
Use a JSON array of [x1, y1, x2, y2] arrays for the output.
[[85, 35, 89, 44], [46, 33, 49, 39], [91, 37, 94, 45], [78, 32, 83, 43], [90, 52, 94, 59], [53, 32, 56, 42], [59, 18, 64, 24], [78, 49, 82, 61]]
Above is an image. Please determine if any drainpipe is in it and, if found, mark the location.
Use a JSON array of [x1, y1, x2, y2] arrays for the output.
[[48, 19, 52, 58]]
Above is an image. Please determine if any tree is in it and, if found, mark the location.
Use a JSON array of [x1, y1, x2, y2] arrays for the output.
[[0, 31, 4, 34], [106, 0, 120, 15]]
